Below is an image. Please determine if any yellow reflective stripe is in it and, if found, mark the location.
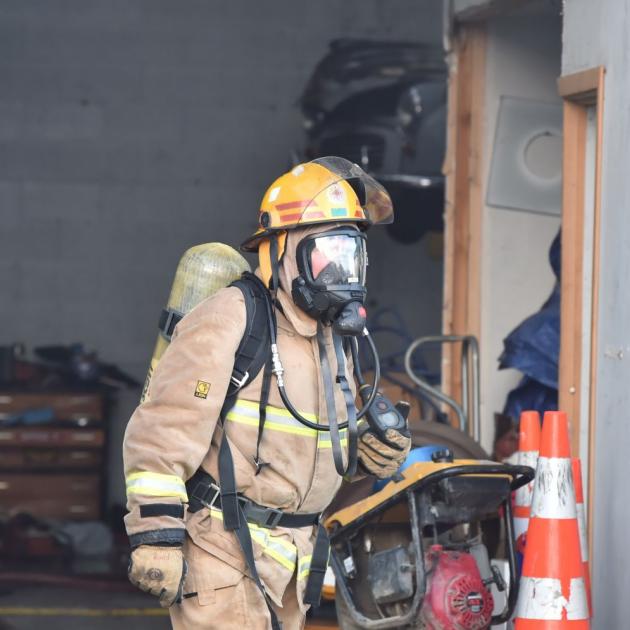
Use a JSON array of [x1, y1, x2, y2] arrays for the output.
[[208, 509, 296, 572], [255, 537, 295, 571], [235, 399, 317, 421], [228, 399, 317, 437], [125, 472, 187, 501], [227, 411, 316, 438], [228, 399, 348, 447], [317, 433, 348, 449], [298, 554, 312, 580]]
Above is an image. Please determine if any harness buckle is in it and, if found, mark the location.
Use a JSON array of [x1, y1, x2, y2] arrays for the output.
[[159, 308, 182, 339], [261, 507, 283, 529], [242, 503, 284, 529], [193, 481, 221, 511], [230, 370, 250, 389]]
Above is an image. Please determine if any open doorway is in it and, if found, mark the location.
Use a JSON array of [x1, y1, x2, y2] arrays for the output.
[[443, 2, 563, 457]]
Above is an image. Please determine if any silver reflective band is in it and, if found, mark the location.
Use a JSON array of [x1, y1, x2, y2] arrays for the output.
[[126, 472, 188, 501]]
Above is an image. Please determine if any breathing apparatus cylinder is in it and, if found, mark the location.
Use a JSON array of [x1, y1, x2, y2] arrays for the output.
[[140, 243, 250, 403]]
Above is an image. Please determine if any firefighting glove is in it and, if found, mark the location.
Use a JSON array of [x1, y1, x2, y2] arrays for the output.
[[357, 422, 411, 480], [128, 545, 187, 608]]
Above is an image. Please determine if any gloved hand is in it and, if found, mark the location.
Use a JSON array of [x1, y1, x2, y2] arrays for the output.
[[357, 425, 411, 479], [128, 545, 187, 608]]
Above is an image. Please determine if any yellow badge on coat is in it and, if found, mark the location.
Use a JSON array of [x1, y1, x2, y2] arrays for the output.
[[194, 380, 211, 399]]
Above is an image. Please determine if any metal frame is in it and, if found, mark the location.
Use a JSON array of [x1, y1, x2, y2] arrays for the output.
[[404, 335, 480, 442], [329, 463, 533, 629], [331, 490, 426, 629]]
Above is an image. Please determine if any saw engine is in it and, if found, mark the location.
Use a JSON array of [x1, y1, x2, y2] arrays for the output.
[[348, 537, 499, 630], [421, 545, 493, 630]]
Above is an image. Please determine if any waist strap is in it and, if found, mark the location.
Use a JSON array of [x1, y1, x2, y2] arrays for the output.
[[186, 470, 320, 529]]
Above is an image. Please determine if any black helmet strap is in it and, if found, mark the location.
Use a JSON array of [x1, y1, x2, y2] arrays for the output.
[[269, 233, 280, 293]]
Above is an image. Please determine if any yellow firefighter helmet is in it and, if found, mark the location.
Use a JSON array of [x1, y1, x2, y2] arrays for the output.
[[241, 156, 394, 287]]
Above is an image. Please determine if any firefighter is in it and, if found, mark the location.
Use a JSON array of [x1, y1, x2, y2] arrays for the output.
[[123, 157, 411, 629]]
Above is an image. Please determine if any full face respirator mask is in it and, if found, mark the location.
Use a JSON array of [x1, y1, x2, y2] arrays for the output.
[[292, 227, 368, 336]]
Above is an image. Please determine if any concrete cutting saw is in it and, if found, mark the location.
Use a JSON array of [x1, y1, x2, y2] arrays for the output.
[[325, 451, 534, 629]]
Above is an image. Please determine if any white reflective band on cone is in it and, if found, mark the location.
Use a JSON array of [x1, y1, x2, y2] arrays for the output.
[[530, 457, 577, 519], [576, 502, 589, 561], [514, 450, 538, 507], [513, 516, 529, 541], [516, 577, 589, 620], [126, 472, 188, 501]]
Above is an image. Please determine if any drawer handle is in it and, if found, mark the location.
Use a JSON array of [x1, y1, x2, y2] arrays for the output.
[[70, 452, 91, 460], [0, 481, 9, 490], [73, 433, 97, 442], [69, 505, 89, 514], [0, 432, 13, 440]]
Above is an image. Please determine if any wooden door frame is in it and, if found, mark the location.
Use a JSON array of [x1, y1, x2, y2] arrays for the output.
[[557, 66, 605, 555], [442, 24, 486, 418]]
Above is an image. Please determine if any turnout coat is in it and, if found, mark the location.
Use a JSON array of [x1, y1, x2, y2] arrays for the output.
[[123, 225, 355, 625]]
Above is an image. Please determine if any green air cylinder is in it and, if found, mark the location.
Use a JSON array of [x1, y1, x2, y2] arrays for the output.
[[141, 243, 250, 403]]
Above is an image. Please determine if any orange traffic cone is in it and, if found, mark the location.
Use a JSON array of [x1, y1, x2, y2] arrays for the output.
[[514, 411, 590, 628], [572, 457, 592, 617], [513, 411, 541, 544]]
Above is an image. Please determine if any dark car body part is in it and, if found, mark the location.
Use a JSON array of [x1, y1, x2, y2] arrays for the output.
[[298, 39, 447, 188]]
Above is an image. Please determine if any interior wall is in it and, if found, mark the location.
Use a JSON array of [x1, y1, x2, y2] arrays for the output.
[[477, 13, 561, 451], [0, 0, 444, 507], [563, 0, 630, 625]]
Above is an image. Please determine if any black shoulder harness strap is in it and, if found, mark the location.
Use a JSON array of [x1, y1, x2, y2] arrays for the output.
[[206, 272, 328, 626], [217, 272, 282, 629], [226, 272, 271, 399]]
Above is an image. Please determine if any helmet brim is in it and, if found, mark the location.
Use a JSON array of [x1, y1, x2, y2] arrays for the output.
[[240, 217, 370, 252]]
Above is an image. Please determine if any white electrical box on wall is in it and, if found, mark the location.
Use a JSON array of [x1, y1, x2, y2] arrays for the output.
[[487, 96, 563, 216]]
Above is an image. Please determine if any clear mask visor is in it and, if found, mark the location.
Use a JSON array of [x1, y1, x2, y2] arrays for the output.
[[306, 233, 367, 287]]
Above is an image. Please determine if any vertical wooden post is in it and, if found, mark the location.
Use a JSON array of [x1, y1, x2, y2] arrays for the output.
[[442, 25, 485, 420], [559, 100, 587, 455], [557, 65, 605, 567]]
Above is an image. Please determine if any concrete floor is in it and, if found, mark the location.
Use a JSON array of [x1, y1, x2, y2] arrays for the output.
[[0, 584, 340, 629], [0, 585, 171, 630]]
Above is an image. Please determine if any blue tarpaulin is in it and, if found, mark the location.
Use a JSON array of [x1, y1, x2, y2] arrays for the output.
[[499, 231, 560, 419]]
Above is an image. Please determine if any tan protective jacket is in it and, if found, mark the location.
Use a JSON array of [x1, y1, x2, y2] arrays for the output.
[[123, 225, 354, 610]]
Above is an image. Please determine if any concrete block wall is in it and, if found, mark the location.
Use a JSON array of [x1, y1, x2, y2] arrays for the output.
[[0, 0, 444, 507]]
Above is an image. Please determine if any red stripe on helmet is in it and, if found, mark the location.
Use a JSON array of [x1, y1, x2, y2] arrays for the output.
[[275, 199, 318, 211], [277, 212, 304, 223]]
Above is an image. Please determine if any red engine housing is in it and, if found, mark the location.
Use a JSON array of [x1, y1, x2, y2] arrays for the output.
[[421, 545, 494, 630]]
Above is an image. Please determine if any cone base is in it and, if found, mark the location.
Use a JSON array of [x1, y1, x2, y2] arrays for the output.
[[516, 620, 589, 629]]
